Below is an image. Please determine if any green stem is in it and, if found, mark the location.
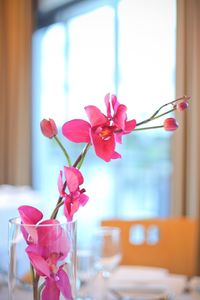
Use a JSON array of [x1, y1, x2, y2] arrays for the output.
[[73, 143, 91, 168], [38, 282, 45, 299], [149, 95, 187, 119], [151, 108, 175, 120], [77, 143, 91, 169], [136, 108, 174, 127], [50, 199, 65, 219], [31, 264, 39, 300], [54, 135, 71, 166], [134, 125, 164, 131]]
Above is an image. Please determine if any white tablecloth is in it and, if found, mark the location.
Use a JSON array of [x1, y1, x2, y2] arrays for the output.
[[1, 266, 200, 300]]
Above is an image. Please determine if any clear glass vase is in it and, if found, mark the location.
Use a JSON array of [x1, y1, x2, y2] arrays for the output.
[[8, 217, 77, 300]]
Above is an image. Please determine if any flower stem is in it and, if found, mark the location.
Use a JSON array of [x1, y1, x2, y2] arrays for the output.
[[38, 282, 45, 299], [50, 198, 65, 219], [149, 96, 188, 119], [136, 108, 174, 127], [136, 96, 189, 128], [31, 264, 40, 300], [134, 125, 164, 131], [73, 143, 91, 168], [50, 181, 66, 219], [54, 135, 72, 166], [76, 143, 91, 169]]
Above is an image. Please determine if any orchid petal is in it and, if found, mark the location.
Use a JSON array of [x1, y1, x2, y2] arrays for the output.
[[112, 151, 122, 159], [38, 220, 70, 260], [64, 166, 84, 193], [42, 278, 60, 300], [56, 268, 73, 300], [18, 206, 43, 243], [18, 205, 43, 225], [64, 199, 80, 222], [113, 104, 127, 130], [124, 119, 137, 133], [26, 246, 50, 277], [111, 94, 120, 113], [62, 119, 91, 143], [58, 171, 64, 196], [91, 130, 115, 162], [115, 132, 123, 144], [85, 105, 108, 127], [79, 194, 89, 206], [37, 219, 62, 248], [104, 93, 112, 118]]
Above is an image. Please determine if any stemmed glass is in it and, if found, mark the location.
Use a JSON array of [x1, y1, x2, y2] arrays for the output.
[[77, 249, 96, 300], [92, 226, 122, 298]]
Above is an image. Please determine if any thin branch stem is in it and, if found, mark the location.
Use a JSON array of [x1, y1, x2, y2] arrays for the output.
[[134, 125, 164, 131], [77, 143, 91, 169], [149, 96, 188, 119], [38, 282, 45, 299], [54, 136, 71, 166], [136, 96, 189, 127], [136, 108, 174, 127], [73, 143, 91, 168], [31, 264, 39, 300]]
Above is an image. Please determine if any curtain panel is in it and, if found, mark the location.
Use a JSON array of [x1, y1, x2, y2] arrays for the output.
[[172, 0, 200, 218], [0, 0, 33, 185], [172, 0, 200, 275]]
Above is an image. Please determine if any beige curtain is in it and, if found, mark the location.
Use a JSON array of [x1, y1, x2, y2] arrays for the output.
[[172, 0, 200, 218], [0, 0, 33, 185], [172, 0, 200, 275]]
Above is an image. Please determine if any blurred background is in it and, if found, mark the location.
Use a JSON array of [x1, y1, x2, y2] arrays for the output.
[[0, 0, 200, 272]]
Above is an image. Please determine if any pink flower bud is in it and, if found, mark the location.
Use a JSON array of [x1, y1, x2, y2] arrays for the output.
[[176, 101, 189, 111], [164, 118, 179, 131], [40, 118, 58, 138]]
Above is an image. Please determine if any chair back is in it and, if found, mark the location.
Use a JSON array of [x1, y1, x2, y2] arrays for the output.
[[101, 218, 198, 276]]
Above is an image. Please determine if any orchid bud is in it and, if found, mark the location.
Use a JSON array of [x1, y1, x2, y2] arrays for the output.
[[164, 118, 179, 131], [40, 118, 58, 138], [176, 101, 189, 112]]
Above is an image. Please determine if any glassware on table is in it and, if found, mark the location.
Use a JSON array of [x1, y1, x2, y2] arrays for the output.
[[8, 217, 77, 300], [92, 226, 122, 299], [77, 249, 96, 300]]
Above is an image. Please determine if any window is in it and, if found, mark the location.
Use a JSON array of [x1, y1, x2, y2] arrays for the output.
[[33, 0, 176, 245]]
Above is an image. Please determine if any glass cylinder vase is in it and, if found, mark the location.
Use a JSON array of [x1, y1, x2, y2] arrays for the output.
[[8, 217, 77, 300]]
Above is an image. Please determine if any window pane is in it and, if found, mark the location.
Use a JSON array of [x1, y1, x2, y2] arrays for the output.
[[32, 0, 176, 246], [116, 0, 176, 218]]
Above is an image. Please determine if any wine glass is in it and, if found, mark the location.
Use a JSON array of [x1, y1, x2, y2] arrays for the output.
[[77, 249, 96, 300], [92, 226, 122, 298]]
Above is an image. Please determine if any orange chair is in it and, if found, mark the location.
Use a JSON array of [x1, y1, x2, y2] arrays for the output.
[[101, 218, 198, 276]]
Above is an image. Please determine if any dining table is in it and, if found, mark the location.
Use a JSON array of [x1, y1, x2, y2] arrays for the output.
[[1, 266, 200, 300]]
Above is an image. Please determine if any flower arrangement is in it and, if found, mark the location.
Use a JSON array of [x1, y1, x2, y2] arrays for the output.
[[17, 94, 189, 300]]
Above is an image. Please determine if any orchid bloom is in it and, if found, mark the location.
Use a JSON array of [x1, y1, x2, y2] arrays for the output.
[[40, 118, 58, 138], [164, 117, 179, 131], [176, 100, 189, 111], [62, 94, 136, 162], [18, 206, 73, 300], [58, 166, 89, 221]]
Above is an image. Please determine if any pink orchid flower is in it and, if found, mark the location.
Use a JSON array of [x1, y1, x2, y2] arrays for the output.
[[62, 94, 136, 162], [18, 206, 73, 300], [18, 205, 43, 243], [176, 100, 189, 111], [40, 118, 58, 138], [164, 117, 179, 131], [58, 166, 89, 221]]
